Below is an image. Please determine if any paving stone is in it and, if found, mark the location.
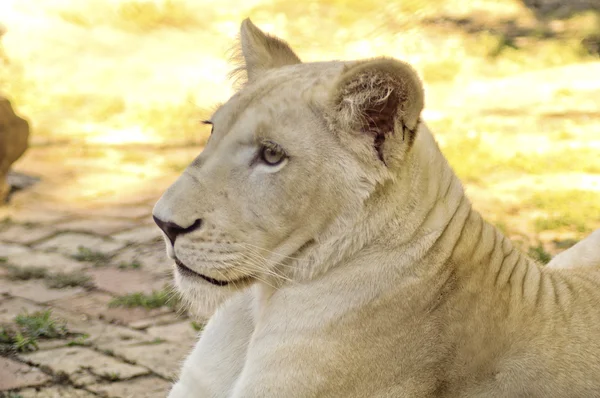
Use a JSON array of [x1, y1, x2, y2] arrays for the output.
[[89, 375, 172, 398], [19, 386, 97, 398], [0, 280, 85, 303], [129, 313, 184, 330], [0, 224, 58, 244], [0, 297, 46, 323], [0, 357, 50, 391], [55, 218, 138, 236], [147, 321, 199, 345], [112, 241, 169, 266], [34, 233, 125, 257], [35, 338, 74, 351], [112, 341, 191, 380], [47, 308, 155, 350], [113, 225, 162, 244], [87, 268, 167, 296], [111, 242, 172, 278], [23, 346, 149, 384], [0, 242, 31, 256], [5, 251, 89, 273], [78, 206, 152, 220], [1, 208, 71, 224], [51, 291, 170, 325]]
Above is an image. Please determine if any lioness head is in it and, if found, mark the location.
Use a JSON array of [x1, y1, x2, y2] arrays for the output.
[[153, 19, 425, 316]]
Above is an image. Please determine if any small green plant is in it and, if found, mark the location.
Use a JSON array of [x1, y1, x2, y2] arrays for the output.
[[1, 392, 25, 398], [12, 331, 38, 352], [67, 334, 91, 347], [118, 260, 142, 270], [45, 271, 94, 289], [0, 257, 7, 263], [0, 310, 68, 353], [15, 310, 68, 339], [191, 321, 203, 332], [109, 286, 182, 310], [6, 266, 48, 281], [528, 243, 552, 265], [72, 246, 110, 266], [100, 371, 121, 381], [102, 348, 115, 356], [109, 289, 171, 309]]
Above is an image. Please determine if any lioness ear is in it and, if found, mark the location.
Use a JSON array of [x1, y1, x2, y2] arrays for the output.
[[331, 58, 424, 163], [238, 18, 301, 82]]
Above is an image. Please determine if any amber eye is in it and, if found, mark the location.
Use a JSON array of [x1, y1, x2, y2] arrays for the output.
[[260, 144, 286, 166]]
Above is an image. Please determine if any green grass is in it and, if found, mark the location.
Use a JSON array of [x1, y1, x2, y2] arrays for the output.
[[503, 148, 600, 175], [439, 135, 498, 184], [439, 132, 600, 185], [66, 334, 91, 347], [15, 310, 68, 339], [100, 371, 121, 381], [191, 321, 203, 332], [45, 271, 94, 289], [109, 288, 179, 310], [118, 260, 143, 270], [1, 310, 69, 353], [1, 393, 24, 398], [528, 243, 552, 265], [4, 265, 94, 289], [6, 266, 48, 281], [528, 190, 600, 233], [72, 246, 110, 266]]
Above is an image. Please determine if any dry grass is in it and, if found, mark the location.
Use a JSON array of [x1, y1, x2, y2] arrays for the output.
[[527, 190, 600, 233], [57, 0, 203, 32], [0, 0, 598, 241]]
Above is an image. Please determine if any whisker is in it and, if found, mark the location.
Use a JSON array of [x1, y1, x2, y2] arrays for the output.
[[237, 252, 298, 287], [241, 245, 300, 270], [240, 242, 304, 261]]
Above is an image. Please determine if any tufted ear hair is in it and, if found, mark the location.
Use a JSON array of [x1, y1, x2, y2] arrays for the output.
[[235, 18, 301, 83], [330, 58, 424, 163]]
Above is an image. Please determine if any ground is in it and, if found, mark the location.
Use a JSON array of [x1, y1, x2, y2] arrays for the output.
[[0, 0, 599, 397]]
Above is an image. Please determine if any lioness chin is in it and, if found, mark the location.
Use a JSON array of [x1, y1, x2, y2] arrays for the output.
[[153, 19, 600, 398]]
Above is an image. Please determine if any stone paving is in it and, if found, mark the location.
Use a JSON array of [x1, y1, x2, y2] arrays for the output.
[[0, 200, 199, 397]]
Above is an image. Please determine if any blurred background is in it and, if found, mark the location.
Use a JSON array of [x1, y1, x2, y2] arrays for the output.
[[1, 0, 599, 243], [0, 0, 599, 396]]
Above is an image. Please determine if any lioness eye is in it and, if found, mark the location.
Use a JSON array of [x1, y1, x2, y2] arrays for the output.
[[260, 145, 286, 166]]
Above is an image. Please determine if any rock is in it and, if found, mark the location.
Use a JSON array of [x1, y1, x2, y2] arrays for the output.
[[0, 96, 29, 202]]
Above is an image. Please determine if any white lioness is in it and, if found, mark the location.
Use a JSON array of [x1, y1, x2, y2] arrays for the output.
[[153, 19, 600, 398]]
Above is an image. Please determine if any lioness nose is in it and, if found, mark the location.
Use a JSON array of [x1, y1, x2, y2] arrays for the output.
[[153, 216, 202, 245]]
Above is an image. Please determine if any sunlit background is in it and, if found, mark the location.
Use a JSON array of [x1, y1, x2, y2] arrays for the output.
[[1, 0, 599, 252]]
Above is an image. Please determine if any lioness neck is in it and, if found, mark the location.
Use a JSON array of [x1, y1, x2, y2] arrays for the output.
[[381, 124, 540, 306]]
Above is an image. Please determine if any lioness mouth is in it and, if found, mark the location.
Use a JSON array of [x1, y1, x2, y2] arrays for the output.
[[175, 258, 252, 287]]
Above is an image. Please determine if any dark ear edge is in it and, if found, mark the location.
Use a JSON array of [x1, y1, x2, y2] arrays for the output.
[[331, 58, 424, 163]]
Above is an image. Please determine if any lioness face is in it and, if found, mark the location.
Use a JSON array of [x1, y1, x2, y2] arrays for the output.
[[153, 20, 423, 315], [153, 63, 362, 311]]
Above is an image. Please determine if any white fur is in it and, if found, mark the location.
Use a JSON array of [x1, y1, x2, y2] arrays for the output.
[[546, 229, 600, 269], [154, 19, 600, 398]]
